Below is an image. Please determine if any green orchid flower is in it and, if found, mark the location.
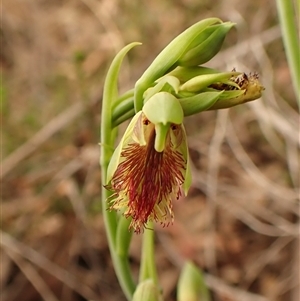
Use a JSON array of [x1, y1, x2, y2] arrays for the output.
[[106, 92, 191, 233]]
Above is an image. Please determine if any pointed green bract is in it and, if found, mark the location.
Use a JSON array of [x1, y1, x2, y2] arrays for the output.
[[101, 42, 141, 169], [177, 261, 211, 301]]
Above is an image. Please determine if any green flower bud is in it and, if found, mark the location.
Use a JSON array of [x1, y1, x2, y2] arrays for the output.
[[132, 279, 163, 301], [177, 22, 235, 67], [177, 262, 210, 301], [134, 18, 226, 112]]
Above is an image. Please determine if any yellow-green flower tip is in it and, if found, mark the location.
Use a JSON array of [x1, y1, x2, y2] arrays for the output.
[[177, 261, 210, 301]]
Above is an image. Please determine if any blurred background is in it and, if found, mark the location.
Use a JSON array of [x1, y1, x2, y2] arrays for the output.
[[1, 0, 299, 300]]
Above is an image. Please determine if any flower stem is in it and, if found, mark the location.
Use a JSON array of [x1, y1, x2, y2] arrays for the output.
[[139, 222, 158, 284], [275, 0, 300, 104]]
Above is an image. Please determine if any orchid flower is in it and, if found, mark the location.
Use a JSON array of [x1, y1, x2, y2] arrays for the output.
[[107, 93, 191, 233]]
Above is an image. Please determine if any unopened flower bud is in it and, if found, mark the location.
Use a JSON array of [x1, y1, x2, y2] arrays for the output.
[[177, 22, 235, 67], [177, 262, 210, 301], [134, 18, 230, 112]]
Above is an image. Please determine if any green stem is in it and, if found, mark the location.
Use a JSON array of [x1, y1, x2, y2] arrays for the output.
[[276, 0, 300, 104], [112, 89, 135, 127], [112, 88, 134, 109], [139, 222, 158, 284], [100, 42, 141, 300], [113, 108, 135, 128]]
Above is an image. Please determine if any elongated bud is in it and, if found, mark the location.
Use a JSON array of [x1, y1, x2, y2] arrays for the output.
[[132, 279, 163, 301], [177, 22, 235, 67], [134, 18, 224, 112], [177, 262, 210, 301]]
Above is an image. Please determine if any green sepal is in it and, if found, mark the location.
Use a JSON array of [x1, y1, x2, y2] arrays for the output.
[[106, 111, 143, 184], [179, 91, 224, 116], [143, 92, 184, 125], [180, 125, 192, 195]]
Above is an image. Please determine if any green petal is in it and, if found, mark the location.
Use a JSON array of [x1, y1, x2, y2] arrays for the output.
[[179, 125, 192, 195]]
